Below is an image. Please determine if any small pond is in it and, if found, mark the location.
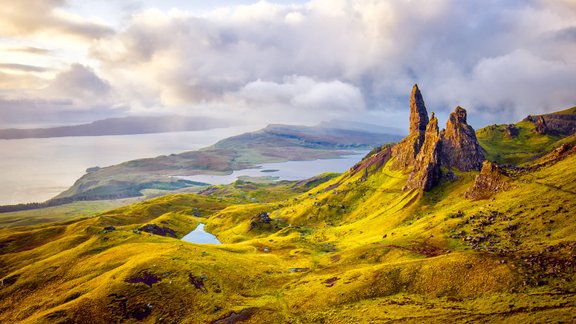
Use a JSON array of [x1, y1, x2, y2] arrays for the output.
[[181, 224, 221, 244]]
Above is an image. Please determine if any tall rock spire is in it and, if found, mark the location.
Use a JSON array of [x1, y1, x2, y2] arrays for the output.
[[440, 106, 485, 171], [409, 84, 430, 134], [390, 84, 429, 169]]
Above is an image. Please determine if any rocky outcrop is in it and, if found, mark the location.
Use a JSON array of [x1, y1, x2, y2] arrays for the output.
[[440, 106, 485, 171], [505, 124, 519, 138], [534, 116, 548, 135], [465, 160, 511, 200], [524, 109, 576, 136], [390, 84, 429, 169], [139, 224, 177, 237], [403, 114, 442, 192], [389, 86, 485, 193]]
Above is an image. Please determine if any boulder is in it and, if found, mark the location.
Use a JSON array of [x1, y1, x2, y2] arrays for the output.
[[139, 224, 177, 237]]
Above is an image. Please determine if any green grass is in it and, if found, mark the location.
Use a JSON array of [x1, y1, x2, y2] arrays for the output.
[[477, 106, 576, 165], [0, 118, 575, 322], [477, 121, 561, 165], [0, 199, 138, 228]]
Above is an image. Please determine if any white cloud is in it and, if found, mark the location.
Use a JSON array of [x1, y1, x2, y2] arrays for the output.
[[230, 76, 364, 115], [0, 0, 112, 39], [2, 0, 576, 128], [0, 64, 125, 127], [427, 50, 576, 122]]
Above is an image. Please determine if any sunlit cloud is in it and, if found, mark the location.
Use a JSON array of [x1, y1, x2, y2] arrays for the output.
[[0, 0, 113, 40], [0, 63, 53, 73], [5, 46, 53, 55], [1, 0, 575, 127]]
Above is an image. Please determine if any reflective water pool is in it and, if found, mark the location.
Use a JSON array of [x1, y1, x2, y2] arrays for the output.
[[181, 224, 221, 244]]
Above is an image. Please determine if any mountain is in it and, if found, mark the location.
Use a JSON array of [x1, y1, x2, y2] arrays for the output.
[[212, 123, 401, 150], [0, 115, 236, 139], [0, 86, 575, 322], [317, 119, 405, 135]]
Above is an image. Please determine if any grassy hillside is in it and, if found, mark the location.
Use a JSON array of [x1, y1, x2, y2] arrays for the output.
[[477, 106, 576, 165], [1, 138, 575, 322], [0, 199, 138, 228]]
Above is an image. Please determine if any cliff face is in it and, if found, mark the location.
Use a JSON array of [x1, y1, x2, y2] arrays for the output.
[[390, 86, 485, 193], [440, 106, 485, 171], [390, 84, 429, 169], [524, 108, 576, 136], [403, 114, 442, 192]]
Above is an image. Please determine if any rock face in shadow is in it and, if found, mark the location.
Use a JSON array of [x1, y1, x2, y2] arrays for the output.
[[390, 84, 429, 169], [465, 160, 511, 200], [440, 106, 485, 171], [403, 114, 442, 192]]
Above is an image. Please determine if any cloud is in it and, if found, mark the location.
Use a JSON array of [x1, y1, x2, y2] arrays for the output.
[[47, 64, 112, 103], [0, 97, 126, 127], [5, 46, 53, 55], [0, 72, 46, 90], [225, 76, 365, 122], [86, 0, 576, 127], [0, 63, 52, 73], [0, 64, 125, 127], [424, 50, 576, 124], [2, 0, 576, 128], [0, 0, 113, 39]]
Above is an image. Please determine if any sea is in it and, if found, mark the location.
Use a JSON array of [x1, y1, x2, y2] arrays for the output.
[[0, 126, 261, 205], [0, 126, 366, 205]]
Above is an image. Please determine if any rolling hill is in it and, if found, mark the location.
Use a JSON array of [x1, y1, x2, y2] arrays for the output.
[[0, 86, 574, 322]]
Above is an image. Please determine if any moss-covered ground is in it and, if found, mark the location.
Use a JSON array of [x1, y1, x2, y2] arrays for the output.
[[2, 108, 576, 322], [0, 143, 574, 322]]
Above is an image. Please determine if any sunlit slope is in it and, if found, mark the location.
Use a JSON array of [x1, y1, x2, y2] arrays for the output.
[[2, 143, 575, 322], [477, 106, 576, 165]]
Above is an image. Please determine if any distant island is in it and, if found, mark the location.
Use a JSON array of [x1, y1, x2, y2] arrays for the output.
[[0, 115, 236, 139]]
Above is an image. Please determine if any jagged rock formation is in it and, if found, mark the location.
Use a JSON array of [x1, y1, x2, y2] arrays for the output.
[[403, 113, 442, 192], [465, 160, 511, 200], [390, 86, 485, 193], [390, 84, 429, 169], [440, 106, 485, 171]]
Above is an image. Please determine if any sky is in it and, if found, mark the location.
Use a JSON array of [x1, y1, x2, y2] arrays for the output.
[[1, 0, 575, 129]]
